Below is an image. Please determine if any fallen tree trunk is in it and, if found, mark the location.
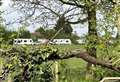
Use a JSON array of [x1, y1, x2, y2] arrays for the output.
[[1, 49, 120, 73], [48, 50, 120, 73]]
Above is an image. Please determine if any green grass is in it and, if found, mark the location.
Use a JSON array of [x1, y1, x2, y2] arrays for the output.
[[62, 58, 86, 69], [58, 58, 98, 82], [37, 44, 85, 53]]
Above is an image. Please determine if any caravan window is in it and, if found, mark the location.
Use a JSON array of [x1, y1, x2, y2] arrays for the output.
[[66, 40, 69, 42], [18, 40, 21, 43], [30, 40, 32, 42], [24, 40, 27, 42], [55, 40, 57, 42]]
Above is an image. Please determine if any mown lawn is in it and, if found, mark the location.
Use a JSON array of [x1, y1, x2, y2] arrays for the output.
[[37, 44, 85, 52]]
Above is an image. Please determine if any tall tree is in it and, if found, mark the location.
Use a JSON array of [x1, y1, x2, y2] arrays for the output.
[[18, 27, 31, 38], [55, 15, 73, 34], [58, 0, 120, 74]]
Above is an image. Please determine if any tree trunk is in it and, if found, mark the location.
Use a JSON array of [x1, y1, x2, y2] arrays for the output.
[[86, 3, 97, 76]]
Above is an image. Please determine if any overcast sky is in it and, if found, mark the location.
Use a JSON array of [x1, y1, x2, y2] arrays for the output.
[[0, 0, 117, 37]]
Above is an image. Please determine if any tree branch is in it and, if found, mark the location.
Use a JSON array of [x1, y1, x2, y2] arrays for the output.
[[67, 17, 88, 24], [30, 1, 60, 17], [48, 50, 120, 73], [59, 0, 85, 8], [63, 7, 78, 15]]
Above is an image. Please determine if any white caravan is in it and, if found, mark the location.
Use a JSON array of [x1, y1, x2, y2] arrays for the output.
[[14, 39, 34, 45], [52, 39, 71, 44]]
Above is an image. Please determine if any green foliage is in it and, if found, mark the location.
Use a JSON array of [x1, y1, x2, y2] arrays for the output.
[[35, 28, 56, 39], [0, 25, 6, 43], [55, 16, 73, 34], [0, 26, 32, 45], [18, 26, 31, 38], [0, 45, 59, 82], [0, 25, 18, 44], [93, 66, 120, 80]]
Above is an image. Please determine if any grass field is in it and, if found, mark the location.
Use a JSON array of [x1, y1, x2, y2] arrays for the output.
[[37, 44, 85, 52]]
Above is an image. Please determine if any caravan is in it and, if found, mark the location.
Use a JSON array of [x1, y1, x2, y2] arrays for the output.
[[14, 39, 34, 45], [52, 39, 71, 44]]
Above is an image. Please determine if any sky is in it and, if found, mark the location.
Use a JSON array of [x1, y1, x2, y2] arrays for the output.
[[0, 0, 117, 37]]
